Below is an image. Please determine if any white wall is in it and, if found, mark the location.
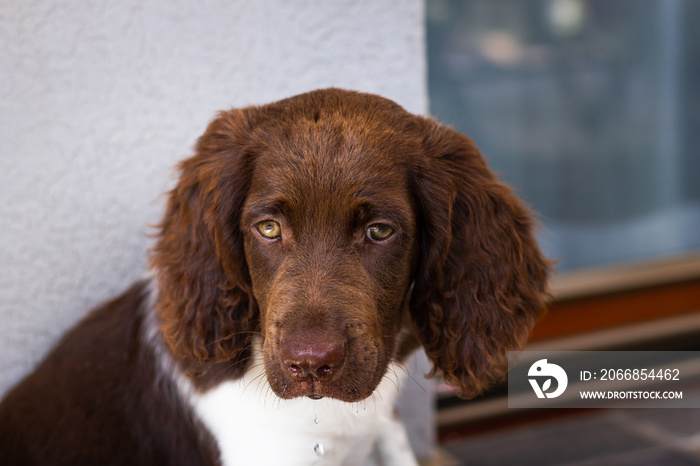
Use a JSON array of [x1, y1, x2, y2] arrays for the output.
[[0, 0, 432, 456]]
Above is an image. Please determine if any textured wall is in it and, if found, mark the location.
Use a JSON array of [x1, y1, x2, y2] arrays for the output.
[[0, 0, 426, 391], [0, 0, 432, 455]]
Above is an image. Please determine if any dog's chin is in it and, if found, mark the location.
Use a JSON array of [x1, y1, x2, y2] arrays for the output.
[[266, 372, 377, 403]]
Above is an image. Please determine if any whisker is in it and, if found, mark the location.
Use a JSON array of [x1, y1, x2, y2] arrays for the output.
[[381, 369, 401, 393], [393, 360, 429, 395], [373, 385, 385, 403], [242, 372, 268, 399], [205, 331, 265, 347], [197, 350, 264, 381]]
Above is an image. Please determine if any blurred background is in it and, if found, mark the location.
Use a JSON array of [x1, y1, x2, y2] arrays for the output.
[[2, 1, 699, 465], [429, 1, 700, 464], [428, 0, 700, 272]]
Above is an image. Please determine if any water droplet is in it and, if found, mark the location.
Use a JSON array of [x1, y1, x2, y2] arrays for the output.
[[313, 413, 319, 424], [314, 443, 325, 457]]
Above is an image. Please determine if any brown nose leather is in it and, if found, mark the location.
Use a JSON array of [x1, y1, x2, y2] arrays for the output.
[[280, 336, 345, 380]]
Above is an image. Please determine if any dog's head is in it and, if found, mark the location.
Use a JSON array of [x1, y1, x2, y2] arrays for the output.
[[151, 89, 550, 401]]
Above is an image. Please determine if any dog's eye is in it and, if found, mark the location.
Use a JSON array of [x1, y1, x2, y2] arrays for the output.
[[257, 220, 281, 240], [367, 224, 394, 242]]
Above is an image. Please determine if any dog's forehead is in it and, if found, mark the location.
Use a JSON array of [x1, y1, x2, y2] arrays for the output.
[[248, 120, 411, 205]]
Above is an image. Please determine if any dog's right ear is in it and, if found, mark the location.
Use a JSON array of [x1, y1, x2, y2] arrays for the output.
[[150, 108, 259, 377]]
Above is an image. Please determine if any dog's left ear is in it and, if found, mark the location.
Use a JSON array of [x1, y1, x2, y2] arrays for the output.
[[409, 118, 551, 399]]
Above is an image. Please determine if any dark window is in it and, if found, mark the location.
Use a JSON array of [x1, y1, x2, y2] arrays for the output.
[[427, 0, 700, 271]]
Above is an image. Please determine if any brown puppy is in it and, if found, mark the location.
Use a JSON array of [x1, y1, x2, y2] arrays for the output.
[[0, 89, 549, 465]]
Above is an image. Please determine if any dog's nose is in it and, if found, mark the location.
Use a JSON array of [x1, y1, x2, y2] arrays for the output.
[[281, 336, 345, 380]]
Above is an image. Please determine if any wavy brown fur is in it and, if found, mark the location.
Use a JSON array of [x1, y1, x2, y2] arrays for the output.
[[150, 88, 550, 397], [150, 109, 260, 382], [0, 88, 550, 465], [409, 120, 550, 398]]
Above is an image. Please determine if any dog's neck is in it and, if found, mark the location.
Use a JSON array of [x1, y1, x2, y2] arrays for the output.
[[185, 340, 414, 466]]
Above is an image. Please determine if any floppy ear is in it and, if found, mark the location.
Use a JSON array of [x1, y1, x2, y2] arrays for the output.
[[410, 119, 550, 399], [150, 108, 259, 377]]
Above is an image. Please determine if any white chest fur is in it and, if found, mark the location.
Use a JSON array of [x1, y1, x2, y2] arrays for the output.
[[187, 357, 417, 466]]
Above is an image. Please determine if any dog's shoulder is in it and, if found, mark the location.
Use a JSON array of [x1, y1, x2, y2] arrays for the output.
[[0, 280, 218, 465]]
